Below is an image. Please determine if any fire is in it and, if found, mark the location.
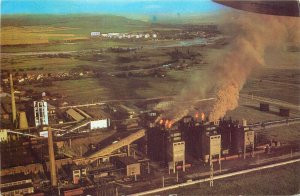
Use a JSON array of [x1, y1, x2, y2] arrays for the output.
[[168, 120, 173, 128], [164, 119, 173, 128], [165, 119, 169, 126], [201, 112, 205, 121], [195, 112, 199, 119], [159, 119, 164, 125]]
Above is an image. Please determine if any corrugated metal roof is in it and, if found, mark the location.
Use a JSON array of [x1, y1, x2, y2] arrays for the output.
[[66, 109, 85, 121]]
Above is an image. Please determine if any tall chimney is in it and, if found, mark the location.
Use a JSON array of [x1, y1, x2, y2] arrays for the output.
[[9, 74, 17, 127], [48, 127, 57, 187]]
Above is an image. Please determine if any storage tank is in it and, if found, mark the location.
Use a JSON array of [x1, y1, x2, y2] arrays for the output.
[[279, 108, 290, 117], [260, 103, 269, 111]]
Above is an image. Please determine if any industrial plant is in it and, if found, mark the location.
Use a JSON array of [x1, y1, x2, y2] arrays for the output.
[[1, 1, 300, 194], [1, 73, 299, 195]]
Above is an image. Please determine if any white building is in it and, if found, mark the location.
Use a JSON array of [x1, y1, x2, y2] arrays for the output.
[[90, 119, 110, 130], [91, 32, 101, 36], [34, 100, 49, 127]]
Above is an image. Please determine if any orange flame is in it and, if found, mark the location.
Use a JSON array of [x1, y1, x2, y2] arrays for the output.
[[201, 112, 205, 121], [195, 112, 199, 119], [165, 120, 169, 127], [159, 119, 164, 125], [168, 120, 173, 128]]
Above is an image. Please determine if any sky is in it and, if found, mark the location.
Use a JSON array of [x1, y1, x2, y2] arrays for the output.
[[1, 0, 224, 15]]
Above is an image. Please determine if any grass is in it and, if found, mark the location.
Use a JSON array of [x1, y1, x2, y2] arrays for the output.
[[1, 14, 151, 46], [1, 26, 83, 45], [159, 162, 300, 195], [259, 123, 300, 145]]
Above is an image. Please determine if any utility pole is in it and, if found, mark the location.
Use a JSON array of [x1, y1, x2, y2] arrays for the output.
[[127, 144, 130, 156], [244, 139, 246, 159], [210, 162, 214, 187]]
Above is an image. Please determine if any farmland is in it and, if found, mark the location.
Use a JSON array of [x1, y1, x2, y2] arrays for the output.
[[160, 162, 300, 195]]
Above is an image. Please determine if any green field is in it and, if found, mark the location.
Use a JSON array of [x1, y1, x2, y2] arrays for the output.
[[159, 162, 300, 195], [1, 14, 151, 46]]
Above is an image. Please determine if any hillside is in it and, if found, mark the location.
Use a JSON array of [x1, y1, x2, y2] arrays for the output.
[[1, 14, 151, 45]]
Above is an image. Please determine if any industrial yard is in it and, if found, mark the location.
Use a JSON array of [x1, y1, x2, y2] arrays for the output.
[[1, 1, 300, 195]]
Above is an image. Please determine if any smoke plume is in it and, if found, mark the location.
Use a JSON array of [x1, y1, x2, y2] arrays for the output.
[[157, 11, 299, 123]]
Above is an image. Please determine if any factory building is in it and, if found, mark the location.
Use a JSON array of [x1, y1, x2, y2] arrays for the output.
[[219, 119, 235, 155], [62, 164, 87, 184], [181, 115, 221, 163], [202, 131, 221, 163], [147, 119, 185, 173], [114, 156, 141, 177], [0, 173, 34, 196], [181, 116, 254, 163], [90, 119, 110, 130], [231, 122, 255, 157], [0, 129, 8, 142], [146, 123, 167, 162], [34, 100, 49, 127], [180, 116, 202, 159]]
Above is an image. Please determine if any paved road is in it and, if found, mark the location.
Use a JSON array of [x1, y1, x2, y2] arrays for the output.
[[1, 50, 78, 57], [240, 94, 300, 111], [59, 97, 215, 109]]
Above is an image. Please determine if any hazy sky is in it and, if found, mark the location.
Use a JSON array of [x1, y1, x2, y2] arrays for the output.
[[1, 0, 224, 15]]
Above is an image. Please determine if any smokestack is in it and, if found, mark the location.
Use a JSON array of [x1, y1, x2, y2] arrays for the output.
[[9, 74, 17, 127], [48, 127, 57, 187]]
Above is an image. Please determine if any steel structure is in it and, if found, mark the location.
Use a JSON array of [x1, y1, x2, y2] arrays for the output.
[[34, 100, 49, 127]]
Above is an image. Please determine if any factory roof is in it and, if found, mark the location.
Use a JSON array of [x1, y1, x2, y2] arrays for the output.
[[66, 108, 85, 121], [116, 156, 138, 166], [118, 104, 137, 114], [84, 131, 131, 157], [80, 106, 111, 119], [1, 173, 32, 184], [75, 108, 91, 119], [1, 183, 33, 193]]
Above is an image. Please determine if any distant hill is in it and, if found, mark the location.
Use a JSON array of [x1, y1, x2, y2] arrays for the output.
[[1, 14, 154, 45], [1, 14, 151, 34]]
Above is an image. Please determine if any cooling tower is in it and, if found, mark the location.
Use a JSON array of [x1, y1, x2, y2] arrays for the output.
[[18, 111, 29, 129]]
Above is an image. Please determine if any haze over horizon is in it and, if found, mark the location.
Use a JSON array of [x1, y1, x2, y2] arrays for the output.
[[1, 0, 224, 15]]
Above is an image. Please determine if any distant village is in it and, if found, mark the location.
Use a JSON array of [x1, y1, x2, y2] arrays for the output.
[[90, 32, 157, 39]]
